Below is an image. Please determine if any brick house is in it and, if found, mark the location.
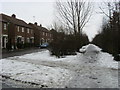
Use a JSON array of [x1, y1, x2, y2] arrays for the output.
[[0, 14, 8, 49], [40, 26, 52, 44], [0, 14, 34, 49], [29, 22, 52, 46], [29, 22, 40, 46]]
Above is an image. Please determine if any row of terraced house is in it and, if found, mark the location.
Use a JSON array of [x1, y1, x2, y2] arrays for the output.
[[0, 13, 53, 50]]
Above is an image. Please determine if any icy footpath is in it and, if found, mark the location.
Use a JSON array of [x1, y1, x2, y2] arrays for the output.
[[0, 44, 119, 88]]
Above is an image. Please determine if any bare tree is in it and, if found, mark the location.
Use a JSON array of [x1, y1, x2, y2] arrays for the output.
[[98, 1, 120, 22], [56, 0, 93, 35]]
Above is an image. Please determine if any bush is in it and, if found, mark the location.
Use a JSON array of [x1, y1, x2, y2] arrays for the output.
[[50, 32, 89, 58], [17, 43, 24, 49]]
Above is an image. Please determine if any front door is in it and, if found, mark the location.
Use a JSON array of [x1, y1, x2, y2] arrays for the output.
[[17, 37, 22, 43], [2, 36, 7, 48]]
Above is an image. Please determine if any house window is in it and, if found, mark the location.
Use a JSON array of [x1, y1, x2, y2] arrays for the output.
[[22, 37, 24, 44], [46, 33, 47, 36], [22, 27, 24, 32], [43, 32, 45, 36], [27, 28, 29, 33], [27, 38, 30, 43], [4, 23, 7, 30], [17, 26, 20, 32]]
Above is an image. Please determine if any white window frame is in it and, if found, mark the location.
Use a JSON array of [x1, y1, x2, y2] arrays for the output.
[[17, 26, 20, 32], [4, 23, 7, 30], [27, 38, 30, 43], [27, 28, 29, 33], [22, 27, 24, 32], [43, 32, 44, 36], [30, 37, 34, 43]]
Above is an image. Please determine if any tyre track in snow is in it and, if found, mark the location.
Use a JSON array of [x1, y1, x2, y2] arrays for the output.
[[6, 52, 118, 88]]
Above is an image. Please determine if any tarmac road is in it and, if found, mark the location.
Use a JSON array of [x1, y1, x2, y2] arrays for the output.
[[2, 47, 45, 59]]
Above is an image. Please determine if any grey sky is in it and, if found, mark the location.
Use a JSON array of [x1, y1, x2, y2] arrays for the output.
[[0, 0, 106, 41]]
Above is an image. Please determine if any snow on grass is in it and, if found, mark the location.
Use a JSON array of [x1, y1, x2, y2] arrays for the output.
[[13, 50, 57, 61], [0, 59, 72, 88], [0, 44, 119, 88]]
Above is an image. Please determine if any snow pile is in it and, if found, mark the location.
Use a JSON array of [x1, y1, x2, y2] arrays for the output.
[[85, 44, 101, 53], [79, 44, 101, 53], [97, 52, 118, 69], [79, 44, 118, 69], [79, 44, 102, 63]]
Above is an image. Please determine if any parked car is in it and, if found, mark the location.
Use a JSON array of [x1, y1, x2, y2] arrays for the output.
[[40, 43, 49, 48]]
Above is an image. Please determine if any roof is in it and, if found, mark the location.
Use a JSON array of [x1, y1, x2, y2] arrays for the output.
[[29, 23, 41, 31], [29, 23, 50, 33], [0, 13, 32, 29], [41, 27, 50, 33], [0, 14, 7, 22]]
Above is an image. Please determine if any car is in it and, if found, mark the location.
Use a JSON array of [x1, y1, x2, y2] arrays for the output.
[[40, 43, 49, 48]]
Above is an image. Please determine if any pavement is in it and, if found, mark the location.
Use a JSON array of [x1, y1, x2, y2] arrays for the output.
[[2, 47, 45, 59], [2, 83, 13, 88]]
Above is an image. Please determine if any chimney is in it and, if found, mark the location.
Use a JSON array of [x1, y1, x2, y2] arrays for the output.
[[40, 24, 42, 27], [12, 14, 16, 18], [34, 22, 37, 25]]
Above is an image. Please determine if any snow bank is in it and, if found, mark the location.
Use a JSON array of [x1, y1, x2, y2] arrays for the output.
[[79, 44, 101, 53], [79, 44, 118, 69], [97, 52, 118, 69], [79, 44, 102, 63]]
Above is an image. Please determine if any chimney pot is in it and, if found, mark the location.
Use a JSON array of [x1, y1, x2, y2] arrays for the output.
[[34, 22, 37, 25], [12, 14, 16, 18], [40, 24, 42, 27]]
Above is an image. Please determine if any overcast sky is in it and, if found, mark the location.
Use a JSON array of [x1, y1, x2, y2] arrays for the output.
[[0, 0, 107, 41]]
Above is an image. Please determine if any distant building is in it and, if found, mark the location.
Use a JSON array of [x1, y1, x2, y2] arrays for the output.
[[29, 23, 52, 46]]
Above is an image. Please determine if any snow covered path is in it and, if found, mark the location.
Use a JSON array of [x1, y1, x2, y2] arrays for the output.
[[0, 44, 119, 88]]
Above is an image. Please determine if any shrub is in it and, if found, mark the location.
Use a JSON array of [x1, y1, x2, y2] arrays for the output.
[[50, 32, 89, 58]]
